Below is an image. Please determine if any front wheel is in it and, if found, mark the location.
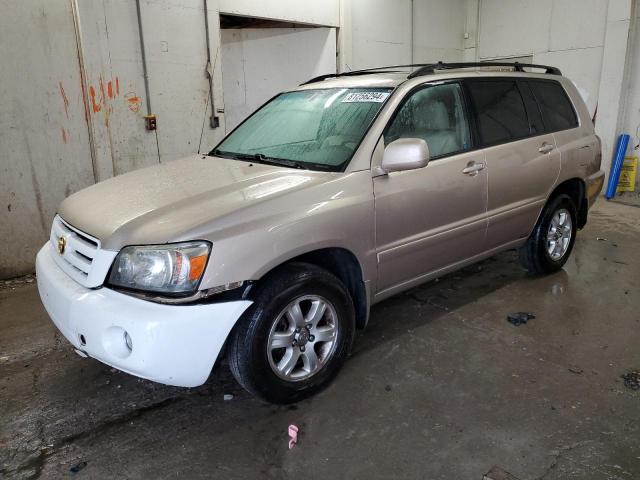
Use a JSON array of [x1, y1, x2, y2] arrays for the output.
[[519, 193, 577, 274], [227, 263, 355, 404]]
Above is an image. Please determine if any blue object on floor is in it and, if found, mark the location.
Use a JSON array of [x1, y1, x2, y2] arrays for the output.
[[605, 134, 630, 199]]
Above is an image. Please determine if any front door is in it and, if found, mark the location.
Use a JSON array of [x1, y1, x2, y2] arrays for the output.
[[373, 82, 488, 296]]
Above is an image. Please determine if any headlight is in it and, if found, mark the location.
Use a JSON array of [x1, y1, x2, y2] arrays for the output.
[[108, 241, 211, 295]]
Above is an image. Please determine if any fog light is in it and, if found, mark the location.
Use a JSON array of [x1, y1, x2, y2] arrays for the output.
[[102, 326, 133, 359]]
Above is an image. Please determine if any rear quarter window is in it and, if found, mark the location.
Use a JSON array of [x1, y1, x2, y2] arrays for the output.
[[529, 80, 578, 132], [466, 80, 530, 146]]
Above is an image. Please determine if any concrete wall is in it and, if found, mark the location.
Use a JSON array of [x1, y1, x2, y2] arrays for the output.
[[339, 0, 466, 71], [0, 0, 96, 278], [467, 0, 636, 181], [221, 28, 337, 131], [413, 0, 466, 62], [622, 1, 640, 154], [344, 0, 412, 70]]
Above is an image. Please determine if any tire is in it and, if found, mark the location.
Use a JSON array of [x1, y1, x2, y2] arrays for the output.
[[519, 193, 577, 275], [227, 262, 355, 404]]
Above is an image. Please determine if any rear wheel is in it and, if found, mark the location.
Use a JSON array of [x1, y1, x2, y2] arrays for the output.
[[519, 194, 577, 274], [227, 262, 355, 404]]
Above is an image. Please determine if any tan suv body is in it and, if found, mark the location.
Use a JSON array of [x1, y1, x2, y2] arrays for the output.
[[36, 64, 604, 402]]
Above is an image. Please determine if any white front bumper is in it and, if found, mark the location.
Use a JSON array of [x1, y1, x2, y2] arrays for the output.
[[36, 243, 252, 387]]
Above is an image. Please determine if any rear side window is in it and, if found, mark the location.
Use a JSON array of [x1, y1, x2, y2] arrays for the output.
[[529, 80, 578, 131], [467, 80, 530, 146]]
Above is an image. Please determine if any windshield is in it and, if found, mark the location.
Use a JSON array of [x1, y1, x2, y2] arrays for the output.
[[212, 88, 392, 171]]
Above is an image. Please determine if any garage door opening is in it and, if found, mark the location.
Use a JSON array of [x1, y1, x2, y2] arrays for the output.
[[220, 14, 337, 131]]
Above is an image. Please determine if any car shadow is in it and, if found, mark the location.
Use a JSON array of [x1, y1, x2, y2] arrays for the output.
[[352, 249, 531, 357]]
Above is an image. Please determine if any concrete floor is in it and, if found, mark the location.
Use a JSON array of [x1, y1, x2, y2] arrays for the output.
[[1, 200, 639, 480]]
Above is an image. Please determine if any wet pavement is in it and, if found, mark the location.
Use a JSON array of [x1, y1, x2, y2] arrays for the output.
[[1, 200, 639, 479]]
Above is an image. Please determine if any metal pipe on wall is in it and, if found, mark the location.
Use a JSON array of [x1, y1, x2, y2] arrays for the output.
[[135, 0, 156, 132], [70, 0, 99, 182], [204, 0, 219, 128]]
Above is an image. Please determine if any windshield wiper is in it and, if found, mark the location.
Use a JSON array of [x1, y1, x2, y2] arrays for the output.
[[213, 150, 306, 169]]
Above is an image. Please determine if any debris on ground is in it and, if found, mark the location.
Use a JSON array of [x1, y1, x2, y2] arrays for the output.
[[507, 312, 535, 326], [0, 274, 36, 290], [223, 394, 234, 401], [568, 366, 584, 375], [483, 465, 521, 480], [622, 370, 640, 390], [288, 424, 299, 449], [69, 461, 88, 474], [596, 237, 608, 242]]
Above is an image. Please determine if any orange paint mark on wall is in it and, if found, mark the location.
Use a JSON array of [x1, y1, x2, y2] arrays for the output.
[[59, 82, 70, 119], [86, 75, 121, 118], [61, 127, 69, 144], [99, 76, 106, 107], [89, 85, 101, 113], [124, 92, 142, 112]]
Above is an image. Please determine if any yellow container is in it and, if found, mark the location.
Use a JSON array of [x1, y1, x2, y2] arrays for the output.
[[617, 156, 638, 192]]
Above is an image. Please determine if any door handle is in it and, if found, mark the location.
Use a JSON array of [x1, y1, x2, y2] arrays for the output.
[[462, 162, 485, 176], [538, 143, 554, 154]]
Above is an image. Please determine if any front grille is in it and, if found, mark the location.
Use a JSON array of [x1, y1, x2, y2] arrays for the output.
[[49, 215, 107, 287]]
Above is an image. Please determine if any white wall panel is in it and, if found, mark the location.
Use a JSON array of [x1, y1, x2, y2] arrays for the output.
[[348, 0, 412, 70], [594, 1, 634, 178], [549, 0, 607, 51], [478, 0, 553, 59], [219, 0, 339, 27], [413, 0, 466, 62], [623, 5, 640, 154], [221, 28, 336, 130]]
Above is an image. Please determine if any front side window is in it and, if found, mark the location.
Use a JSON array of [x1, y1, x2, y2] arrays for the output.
[[385, 83, 471, 158], [467, 80, 529, 146], [529, 80, 578, 132], [214, 88, 391, 171]]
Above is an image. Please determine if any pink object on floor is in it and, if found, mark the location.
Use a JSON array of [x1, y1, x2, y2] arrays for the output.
[[288, 424, 299, 449]]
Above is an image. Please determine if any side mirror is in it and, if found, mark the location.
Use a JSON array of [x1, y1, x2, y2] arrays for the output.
[[381, 138, 430, 173]]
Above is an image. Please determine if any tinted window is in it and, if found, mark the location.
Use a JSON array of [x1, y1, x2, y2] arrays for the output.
[[518, 81, 545, 136], [385, 83, 471, 158], [467, 80, 529, 146], [529, 80, 578, 131]]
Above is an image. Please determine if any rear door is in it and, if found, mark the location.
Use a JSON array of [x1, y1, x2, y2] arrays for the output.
[[466, 78, 561, 250]]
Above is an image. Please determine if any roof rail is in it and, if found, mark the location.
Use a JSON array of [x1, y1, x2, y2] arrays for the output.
[[407, 61, 561, 78], [301, 64, 437, 85], [301, 61, 562, 86]]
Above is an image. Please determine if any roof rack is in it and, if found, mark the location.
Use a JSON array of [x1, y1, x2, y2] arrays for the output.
[[301, 64, 437, 85], [302, 61, 561, 85], [408, 61, 562, 78]]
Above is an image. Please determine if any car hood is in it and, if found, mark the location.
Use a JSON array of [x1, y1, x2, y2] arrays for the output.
[[58, 155, 337, 250]]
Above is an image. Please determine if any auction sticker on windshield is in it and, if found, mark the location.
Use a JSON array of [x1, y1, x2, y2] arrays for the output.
[[342, 91, 390, 103]]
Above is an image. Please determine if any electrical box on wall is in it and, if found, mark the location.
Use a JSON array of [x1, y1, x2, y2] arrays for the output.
[[145, 114, 157, 131]]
